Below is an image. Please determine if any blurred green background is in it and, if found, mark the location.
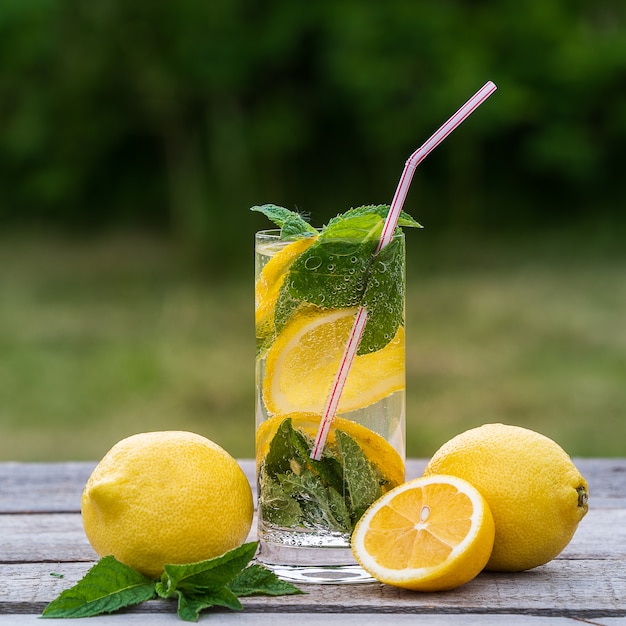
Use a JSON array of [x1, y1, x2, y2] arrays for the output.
[[1, 0, 625, 460]]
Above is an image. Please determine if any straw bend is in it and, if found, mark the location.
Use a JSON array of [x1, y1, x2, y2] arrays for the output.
[[378, 80, 497, 252], [311, 81, 497, 460]]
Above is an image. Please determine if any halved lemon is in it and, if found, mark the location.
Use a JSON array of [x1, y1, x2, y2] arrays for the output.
[[255, 236, 317, 339], [262, 306, 404, 415], [256, 412, 405, 488], [351, 474, 495, 591]]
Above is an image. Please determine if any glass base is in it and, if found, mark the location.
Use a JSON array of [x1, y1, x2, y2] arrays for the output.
[[256, 540, 375, 584], [262, 563, 374, 584]]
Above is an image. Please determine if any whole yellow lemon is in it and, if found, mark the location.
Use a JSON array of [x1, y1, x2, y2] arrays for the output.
[[81, 431, 254, 578], [423, 423, 589, 572]]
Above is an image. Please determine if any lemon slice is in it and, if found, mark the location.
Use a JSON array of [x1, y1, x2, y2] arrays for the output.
[[262, 306, 404, 415], [256, 412, 405, 488], [256, 236, 317, 339], [351, 474, 495, 591]]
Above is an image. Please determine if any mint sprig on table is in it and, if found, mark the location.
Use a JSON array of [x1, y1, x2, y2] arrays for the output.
[[259, 418, 390, 533], [252, 204, 421, 355], [42, 542, 302, 622]]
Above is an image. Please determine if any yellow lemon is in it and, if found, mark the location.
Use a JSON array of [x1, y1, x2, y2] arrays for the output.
[[256, 412, 405, 488], [262, 306, 405, 415], [256, 235, 317, 340], [351, 474, 495, 591], [81, 431, 254, 578], [423, 423, 589, 572]]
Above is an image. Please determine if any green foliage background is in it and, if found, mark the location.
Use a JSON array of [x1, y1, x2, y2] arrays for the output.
[[1, 0, 625, 266], [1, 1, 625, 460]]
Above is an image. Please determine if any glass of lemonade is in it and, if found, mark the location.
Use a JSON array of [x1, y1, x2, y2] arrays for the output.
[[254, 204, 418, 583]]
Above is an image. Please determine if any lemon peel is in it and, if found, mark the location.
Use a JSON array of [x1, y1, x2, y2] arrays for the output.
[[81, 431, 254, 578], [423, 423, 589, 572]]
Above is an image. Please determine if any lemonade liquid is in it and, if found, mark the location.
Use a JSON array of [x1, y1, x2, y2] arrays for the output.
[[254, 208, 411, 583]]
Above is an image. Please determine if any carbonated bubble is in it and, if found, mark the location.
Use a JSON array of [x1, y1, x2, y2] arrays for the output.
[[305, 256, 322, 270]]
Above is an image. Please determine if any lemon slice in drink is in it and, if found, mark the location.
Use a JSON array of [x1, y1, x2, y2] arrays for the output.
[[351, 474, 495, 591], [256, 236, 317, 339], [256, 412, 405, 488], [262, 306, 405, 415]]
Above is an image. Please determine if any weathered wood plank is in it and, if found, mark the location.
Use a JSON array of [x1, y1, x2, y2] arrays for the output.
[[0, 512, 259, 564], [0, 507, 618, 564], [573, 458, 626, 508], [0, 613, 606, 625], [0, 458, 618, 514], [1, 559, 624, 618], [0, 462, 96, 514], [555, 508, 626, 560], [0, 514, 96, 563]]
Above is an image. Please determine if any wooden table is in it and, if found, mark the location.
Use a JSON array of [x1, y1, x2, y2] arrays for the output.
[[1, 459, 625, 625]]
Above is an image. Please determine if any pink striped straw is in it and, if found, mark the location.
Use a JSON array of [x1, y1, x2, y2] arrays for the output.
[[310, 81, 497, 461]]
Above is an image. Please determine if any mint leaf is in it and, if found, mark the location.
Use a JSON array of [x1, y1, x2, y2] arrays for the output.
[[258, 471, 304, 527], [41, 556, 156, 619], [324, 204, 422, 231], [263, 417, 308, 478], [310, 452, 345, 495], [251, 204, 317, 238], [230, 564, 303, 597], [156, 542, 258, 598], [335, 430, 383, 524], [282, 214, 317, 239], [323, 209, 385, 242], [175, 586, 242, 622], [263, 418, 344, 495], [278, 470, 351, 533], [273, 237, 376, 333], [359, 235, 405, 353]]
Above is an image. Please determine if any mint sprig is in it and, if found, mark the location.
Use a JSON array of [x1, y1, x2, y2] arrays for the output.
[[251, 204, 317, 239], [254, 204, 421, 354], [259, 418, 391, 533], [42, 542, 302, 622]]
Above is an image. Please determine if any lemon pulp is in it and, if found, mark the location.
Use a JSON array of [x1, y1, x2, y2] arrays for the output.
[[262, 306, 405, 415]]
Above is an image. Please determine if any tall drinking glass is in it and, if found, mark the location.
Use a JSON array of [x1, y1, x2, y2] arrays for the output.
[[254, 226, 406, 584]]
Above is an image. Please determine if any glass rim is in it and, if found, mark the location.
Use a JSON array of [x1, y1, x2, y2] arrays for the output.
[[255, 228, 405, 241]]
